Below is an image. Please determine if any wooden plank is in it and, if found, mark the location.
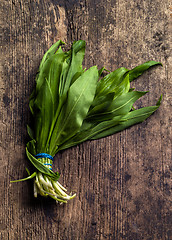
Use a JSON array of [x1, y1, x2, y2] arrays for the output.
[[1, 0, 171, 239]]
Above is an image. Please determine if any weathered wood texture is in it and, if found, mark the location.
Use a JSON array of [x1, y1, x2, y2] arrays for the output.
[[1, 0, 171, 239]]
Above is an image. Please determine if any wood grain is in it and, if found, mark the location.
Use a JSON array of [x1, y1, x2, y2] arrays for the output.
[[1, 0, 171, 239]]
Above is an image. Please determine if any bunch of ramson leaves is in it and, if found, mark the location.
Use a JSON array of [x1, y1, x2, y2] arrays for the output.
[[12, 40, 162, 203]]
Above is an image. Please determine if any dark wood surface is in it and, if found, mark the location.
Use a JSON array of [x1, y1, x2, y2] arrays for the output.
[[1, 0, 171, 239]]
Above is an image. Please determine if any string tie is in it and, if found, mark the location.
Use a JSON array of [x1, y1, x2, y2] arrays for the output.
[[35, 153, 53, 170]]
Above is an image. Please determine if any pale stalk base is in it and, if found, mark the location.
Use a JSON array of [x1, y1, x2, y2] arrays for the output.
[[34, 172, 76, 204]]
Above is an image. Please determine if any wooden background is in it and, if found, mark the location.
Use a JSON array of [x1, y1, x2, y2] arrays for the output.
[[1, 0, 171, 239]]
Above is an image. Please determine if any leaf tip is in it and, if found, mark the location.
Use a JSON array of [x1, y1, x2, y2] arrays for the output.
[[156, 94, 163, 106]]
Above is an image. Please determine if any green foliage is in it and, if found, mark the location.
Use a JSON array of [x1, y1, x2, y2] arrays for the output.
[[27, 40, 162, 175]]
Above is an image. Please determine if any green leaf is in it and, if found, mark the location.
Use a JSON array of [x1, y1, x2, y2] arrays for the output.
[[87, 91, 147, 122], [88, 74, 130, 117], [27, 140, 37, 156], [59, 95, 162, 149], [29, 40, 86, 154], [98, 67, 105, 76], [33, 78, 55, 152], [87, 92, 115, 117], [59, 40, 86, 96], [129, 61, 162, 82], [68, 40, 86, 55], [30, 52, 68, 153], [113, 73, 130, 97], [96, 67, 129, 97], [58, 115, 124, 150], [91, 100, 161, 140], [49, 66, 99, 155], [156, 94, 162, 106], [39, 40, 65, 71], [98, 67, 110, 77], [27, 125, 34, 140], [26, 148, 60, 181]]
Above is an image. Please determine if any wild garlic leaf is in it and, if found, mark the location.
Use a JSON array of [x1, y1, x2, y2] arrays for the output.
[[113, 73, 130, 98], [87, 91, 147, 122], [96, 67, 129, 97], [39, 40, 65, 71], [27, 125, 34, 140], [68, 91, 147, 141], [129, 61, 162, 82], [33, 77, 56, 153], [59, 40, 85, 96], [27, 140, 37, 156], [35, 46, 66, 93], [88, 73, 130, 116], [45, 41, 86, 148], [29, 51, 66, 116], [91, 95, 162, 140], [58, 116, 124, 151], [91, 105, 161, 140], [87, 92, 115, 118], [49, 66, 99, 155]]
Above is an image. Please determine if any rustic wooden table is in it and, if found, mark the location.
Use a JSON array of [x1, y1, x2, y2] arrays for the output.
[[1, 0, 171, 239]]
